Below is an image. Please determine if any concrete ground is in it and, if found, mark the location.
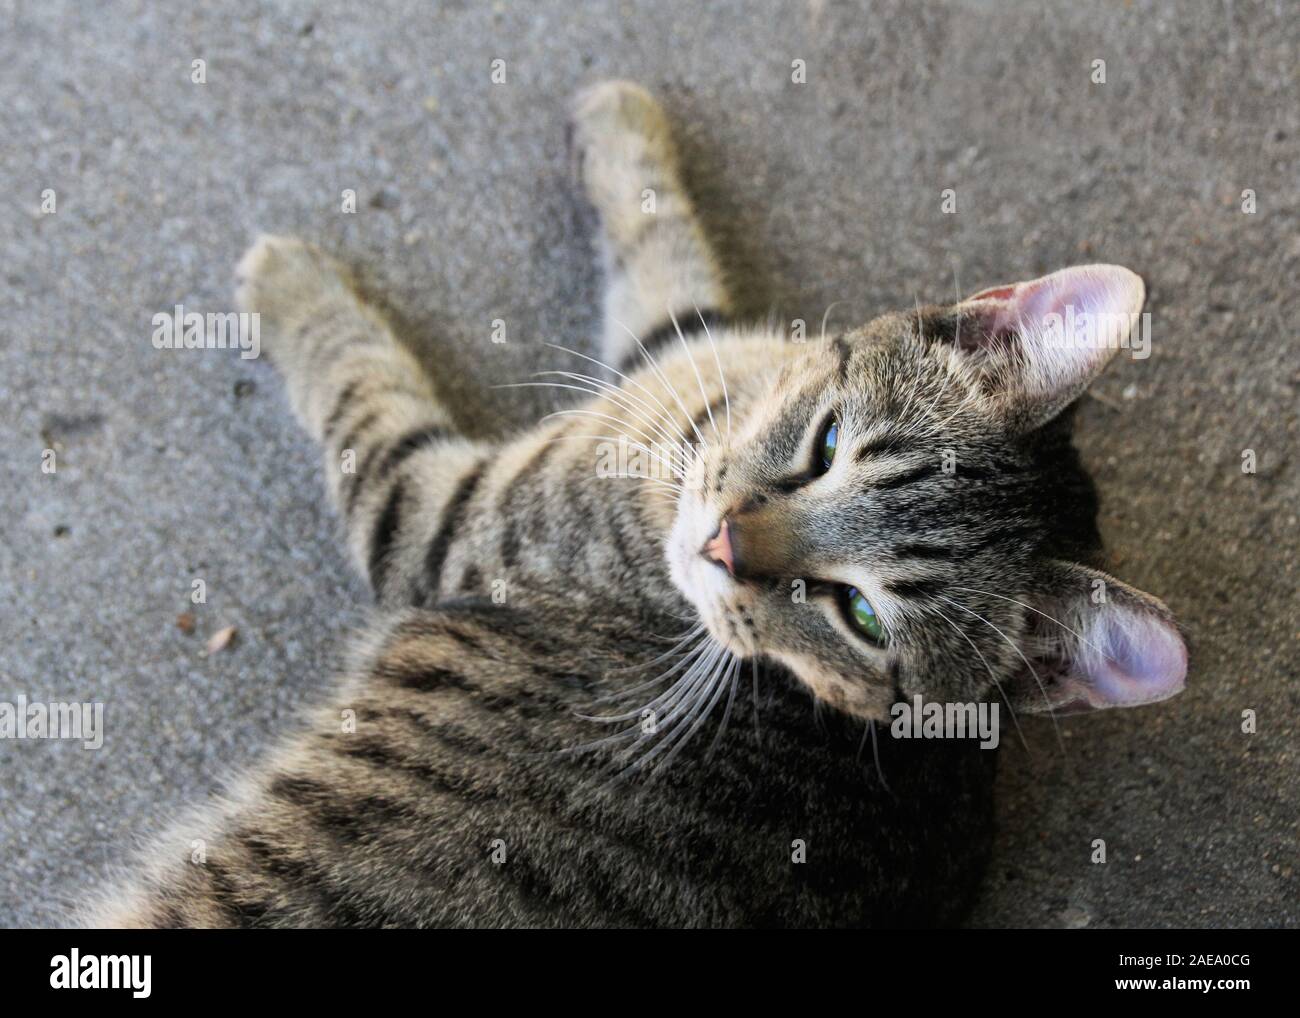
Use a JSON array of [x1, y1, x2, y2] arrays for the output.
[[1, 0, 1295, 928]]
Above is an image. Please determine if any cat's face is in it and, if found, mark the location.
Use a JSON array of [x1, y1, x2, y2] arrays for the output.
[[667, 265, 1187, 719]]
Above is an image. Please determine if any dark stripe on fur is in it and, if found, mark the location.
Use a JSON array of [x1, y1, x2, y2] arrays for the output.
[[269, 774, 412, 843], [323, 380, 363, 441], [349, 422, 451, 521], [423, 458, 487, 590], [442, 624, 485, 654], [885, 578, 942, 600], [968, 524, 1041, 557], [291, 306, 350, 345], [367, 477, 407, 593], [336, 736, 496, 802], [376, 660, 475, 695], [345, 421, 436, 517], [500, 440, 559, 568], [873, 463, 939, 490], [893, 542, 956, 560], [457, 564, 482, 592], [200, 859, 274, 926], [376, 423, 451, 479], [855, 435, 917, 461], [337, 411, 381, 464], [361, 704, 500, 759], [235, 832, 314, 883], [393, 673, 528, 715]]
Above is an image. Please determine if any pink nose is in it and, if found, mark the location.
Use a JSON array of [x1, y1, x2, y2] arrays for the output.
[[701, 519, 735, 575]]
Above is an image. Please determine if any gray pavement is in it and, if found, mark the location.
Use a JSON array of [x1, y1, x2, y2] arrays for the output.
[[0, 0, 1296, 928]]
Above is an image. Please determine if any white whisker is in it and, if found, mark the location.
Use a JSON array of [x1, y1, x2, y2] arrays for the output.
[[669, 309, 721, 444], [640, 648, 736, 778], [576, 636, 714, 720], [602, 622, 707, 676], [950, 585, 1109, 660], [612, 316, 712, 451], [928, 602, 1029, 754], [937, 593, 1063, 753], [542, 408, 689, 477], [704, 657, 742, 760], [543, 341, 695, 449], [536, 368, 694, 454], [695, 305, 731, 442], [541, 432, 687, 483]]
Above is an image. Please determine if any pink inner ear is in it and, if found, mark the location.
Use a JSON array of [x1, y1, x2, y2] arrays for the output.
[[961, 265, 1146, 345], [953, 266, 1149, 418], [964, 284, 1016, 303], [1070, 608, 1188, 710]]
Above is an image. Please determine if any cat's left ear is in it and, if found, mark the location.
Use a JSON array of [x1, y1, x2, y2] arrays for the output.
[[1007, 561, 1187, 715], [947, 264, 1145, 430]]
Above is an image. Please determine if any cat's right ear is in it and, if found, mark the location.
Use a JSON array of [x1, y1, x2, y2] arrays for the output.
[[940, 264, 1146, 431], [1006, 561, 1187, 715]]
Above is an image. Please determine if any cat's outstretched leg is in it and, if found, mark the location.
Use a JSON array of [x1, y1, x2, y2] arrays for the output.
[[570, 81, 732, 370], [235, 235, 489, 604]]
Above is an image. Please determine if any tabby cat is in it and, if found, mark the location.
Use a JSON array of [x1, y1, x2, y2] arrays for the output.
[[86, 81, 1186, 928]]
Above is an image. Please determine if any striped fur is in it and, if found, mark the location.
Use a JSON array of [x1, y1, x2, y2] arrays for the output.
[[83, 82, 1181, 928], [88, 602, 994, 928]]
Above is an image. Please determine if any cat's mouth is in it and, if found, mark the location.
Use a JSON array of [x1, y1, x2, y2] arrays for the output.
[[666, 496, 761, 657]]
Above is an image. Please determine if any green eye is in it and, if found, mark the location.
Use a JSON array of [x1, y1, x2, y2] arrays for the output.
[[819, 418, 839, 472], [843, 586, 885, 644]]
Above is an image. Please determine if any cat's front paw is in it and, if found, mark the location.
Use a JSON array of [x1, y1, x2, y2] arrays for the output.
[[568, 81, 682, 244], [235, 234, 355, 332]]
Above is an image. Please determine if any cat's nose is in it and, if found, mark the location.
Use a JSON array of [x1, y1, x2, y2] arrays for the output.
[[714, 503, 798, 581], [700, 519, 735, 575]]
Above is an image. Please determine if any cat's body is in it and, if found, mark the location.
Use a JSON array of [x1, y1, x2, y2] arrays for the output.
[[91, 601, 996, 927], [86, 82, 1184, 928], [91, 314, 999, 928]]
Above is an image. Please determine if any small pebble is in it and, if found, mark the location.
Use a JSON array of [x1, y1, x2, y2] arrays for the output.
[[206, 625, 238, 654]]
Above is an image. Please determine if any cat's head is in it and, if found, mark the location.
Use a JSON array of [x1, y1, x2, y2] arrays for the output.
[[667, 265, 1187, 719]]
